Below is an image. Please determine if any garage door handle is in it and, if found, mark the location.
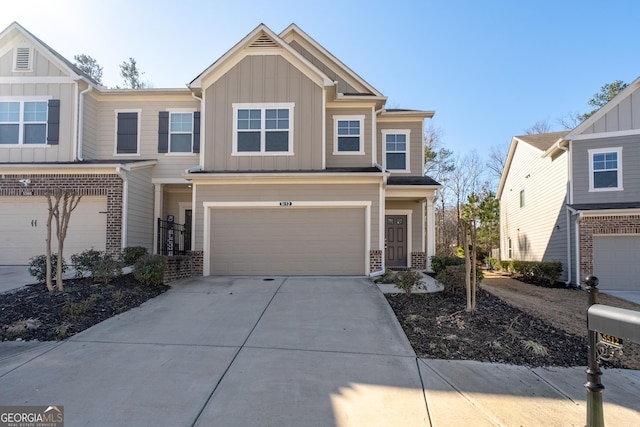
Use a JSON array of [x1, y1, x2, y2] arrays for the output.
[[31, 220, 37, 227]]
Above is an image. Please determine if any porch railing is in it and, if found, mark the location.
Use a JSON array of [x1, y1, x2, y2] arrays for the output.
[[157, 218, 189, 256]]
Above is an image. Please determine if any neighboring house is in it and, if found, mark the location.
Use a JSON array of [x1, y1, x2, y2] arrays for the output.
[[0, 22, 440, 276], [499, 76, 640, 291]]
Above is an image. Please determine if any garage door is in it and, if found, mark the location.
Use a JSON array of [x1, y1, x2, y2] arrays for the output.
[[210, 207, 365, 276], [0, 196, 107, 265], [593, 235, 640, 291]]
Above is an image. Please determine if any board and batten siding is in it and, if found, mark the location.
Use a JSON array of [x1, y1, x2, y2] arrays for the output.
[[0, 47, 64, 77], [204, 55, 323, 171], [92, 95, 199, 179], [124, 167, 154, 250], [500, 142, 570, 279], [193, 182, 381, 251], [326, 107, 373, 169], [571, 135, 640, 204], [377, 120, 423, 176], [582, 87, 640, 134]]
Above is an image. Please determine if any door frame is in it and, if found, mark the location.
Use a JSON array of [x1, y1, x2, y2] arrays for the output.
[[385, 209, 412, 268]]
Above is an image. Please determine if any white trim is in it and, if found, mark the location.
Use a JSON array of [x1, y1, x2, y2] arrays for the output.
[[0, 76, 77, 84], [588, 147, 623, 192], [333, 115, 365, 155], [167, 109, 196, 154], [178, 202, 193, 226], [231, 102, 295, 156], [322, 89, 327, 169], [570, 128, 640, 141], [12, 46, 32, 72], [381, 129, 411, 172], [202, 201, 372, 276], [0, 98, 50, 146], [371, 106, 377, 166], [113, 109, 142, 156], [579, 208, 640, 217], [385, 209, 413, 268]]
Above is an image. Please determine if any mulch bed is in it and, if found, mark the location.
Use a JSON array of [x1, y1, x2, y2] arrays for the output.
[[386, 289, 588, 367], [0, 274, 169, 341]]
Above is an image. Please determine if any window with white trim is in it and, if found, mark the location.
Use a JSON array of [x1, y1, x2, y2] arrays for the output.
[[383, 130, 410, 171], [233, 103, 294, 155], [0, 100, 48, 145], [334, 115, 364, 154], [169, 112, 193, 153], [588, 147, 623, 191]]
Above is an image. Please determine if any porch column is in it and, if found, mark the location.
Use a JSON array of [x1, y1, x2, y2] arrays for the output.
[[426, 195, 436, 272], [153, 184, 163, 254]]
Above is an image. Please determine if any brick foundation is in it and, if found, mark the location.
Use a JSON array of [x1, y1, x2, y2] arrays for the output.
[[164, 251, 204, 282], [0, 173, 123, 256], [370, 250, 382, 274], [411, 252, 426, 270], [578, 214, 640, 284]]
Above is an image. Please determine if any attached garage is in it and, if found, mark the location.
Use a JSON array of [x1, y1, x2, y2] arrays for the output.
[[592, 235, 640, 291], [208, 206, 366, 276], [0, 196, 107, 265]]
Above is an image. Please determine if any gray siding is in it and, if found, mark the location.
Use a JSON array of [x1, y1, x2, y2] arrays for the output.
[[377, 120, 424, 176], [500, 142, 570, 279], [571, 135, 640, 204], [204, 55, 324, 171], [125, 167, 154, 250], [583, 87, 640, 134]]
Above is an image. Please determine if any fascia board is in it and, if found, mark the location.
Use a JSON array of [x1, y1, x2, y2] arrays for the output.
[[496, 137, 518, 199], [183, 172, 386, 185]]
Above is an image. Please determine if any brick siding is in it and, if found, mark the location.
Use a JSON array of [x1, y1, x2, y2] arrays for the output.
[[370, 250, 382, 274], [411, 252, 426, 270], [579, 214, 640, 284], [0, 173, 123, 256]]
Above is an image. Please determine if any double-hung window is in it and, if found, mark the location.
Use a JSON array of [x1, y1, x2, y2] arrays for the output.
[[383, 130, 410, 171], [589, 147, 623, 191], [115, 110, 140, 155], [0, 100, 48, 145], [334, 115, 364, 154], [233, 103, 294, 155], [170, 112, 193, 153]]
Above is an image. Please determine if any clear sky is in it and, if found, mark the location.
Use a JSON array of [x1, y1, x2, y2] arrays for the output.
[[3, 0, 640, 162]]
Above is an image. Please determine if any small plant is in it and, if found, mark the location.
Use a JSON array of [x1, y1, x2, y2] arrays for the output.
[[112, 289, 124, 303], [3, 319, 41, 340], [134, 255, 167, 287], [374, 270, 396, 284], [522, 340, 548, 356], [70, 249, 104, 278], [93, 254, 122, 285], [120, 246, 149, 267], [63, 294, 102, 318], [393, 270, 423, 296], [28, 254, 68, 284], [53, 322, 73, 340], [436, 265, 467, 296]]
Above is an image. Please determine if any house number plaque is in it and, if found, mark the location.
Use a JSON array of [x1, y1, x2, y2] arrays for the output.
[[279, 202, 293, 206]]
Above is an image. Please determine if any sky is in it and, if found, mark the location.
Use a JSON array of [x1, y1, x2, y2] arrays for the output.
[[3, 0, 640, 165]]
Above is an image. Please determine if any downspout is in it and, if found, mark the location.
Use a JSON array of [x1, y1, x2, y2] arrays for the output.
[[567, 206, 583, 288], [190, 91, 203, 253], [72, 81, 79, 161], [557, 143, 572, 286], [76, 85, 93, 161], [191, 91, 203, 169], [116, 165, 129, 250]]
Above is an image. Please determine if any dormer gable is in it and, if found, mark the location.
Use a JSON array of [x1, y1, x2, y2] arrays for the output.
[[189, 24, 334, 91]]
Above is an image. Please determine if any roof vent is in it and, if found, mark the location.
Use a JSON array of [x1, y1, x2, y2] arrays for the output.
[[250, 33, 278, 48], [14, 47, 32, 71]]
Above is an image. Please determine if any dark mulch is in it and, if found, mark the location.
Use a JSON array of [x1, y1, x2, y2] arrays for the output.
[[0, 274, 169, 341], [386, 289, 588, 367]]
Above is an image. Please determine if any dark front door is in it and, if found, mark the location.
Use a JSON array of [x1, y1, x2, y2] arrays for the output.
[[184, 209, 192, 251], [386, 215, 407, 267]]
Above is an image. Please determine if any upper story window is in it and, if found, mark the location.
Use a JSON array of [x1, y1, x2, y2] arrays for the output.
[[232, 103, 294, 155], [334, 115, 364, 155], [158, 111, 200, 154], [0, 100, 48, 145], [588, 147, 623, 191], [383, 130, 410, 171], [115, 110, 140, 155]]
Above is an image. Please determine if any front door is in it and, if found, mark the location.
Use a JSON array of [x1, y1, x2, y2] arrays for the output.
[[386, 215, 407, 267]]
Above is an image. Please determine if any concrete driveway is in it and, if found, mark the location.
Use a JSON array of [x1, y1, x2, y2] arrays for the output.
[[1, 276, 639, 426]]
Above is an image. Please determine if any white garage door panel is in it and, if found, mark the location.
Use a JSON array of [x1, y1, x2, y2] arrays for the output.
[[593, 236, 640, 291], [1, 197, 107, 265], [211, 208, 365, 276]]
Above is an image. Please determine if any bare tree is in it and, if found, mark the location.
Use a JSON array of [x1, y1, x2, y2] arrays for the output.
[[557, 112, 582, 130], [44, 189, 81, 292], [486, 143, 509, 187], [524, 119, 552, 135]]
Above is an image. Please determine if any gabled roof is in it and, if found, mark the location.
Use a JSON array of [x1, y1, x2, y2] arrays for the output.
[[497, 131, 569, 198], [0, 21, 101, 87], [189, 23, 334, 90], [564, 75, 640, 141], [279, 24, 384, 98]]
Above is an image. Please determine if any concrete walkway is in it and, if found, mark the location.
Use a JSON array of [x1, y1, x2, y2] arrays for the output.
[[0, 276, 638, 426]]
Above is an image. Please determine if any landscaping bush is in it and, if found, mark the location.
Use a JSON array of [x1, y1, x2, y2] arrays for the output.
[[430, 256, 464, 275], [531, 261, 563, 285], [512, 260, 536, 278], [93, 254, 122, 285], [373, 269, 396, 284], [70, 249, 104, 278], [120, 246, 149, 267], [484, 256, 499, 270], [436, 265, 466, 296], [28, 254, 68, 283], [134, 255, 167, 287], [393, 270, 423, 296], [499, 260, 513, 273]]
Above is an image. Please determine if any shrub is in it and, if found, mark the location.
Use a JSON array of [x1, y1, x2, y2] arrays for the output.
[[484, 256, 499, 270], [531, 261, 563, 285], [499, 260, 513, 273], [430, 256, 464, 275], [393, 270, 423, 296], [28, 254, 68, 283], [120, 246, 149, 267], [71, 249, 104, 278], [373, 269, 396, 284], [436, 265, 466, 296], [512, 260, 535, 278], [134, 255, 167, 287], [93, 254, 122, 285]]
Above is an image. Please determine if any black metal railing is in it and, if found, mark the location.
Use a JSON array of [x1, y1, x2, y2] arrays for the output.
[[157, 218, 189, 256]]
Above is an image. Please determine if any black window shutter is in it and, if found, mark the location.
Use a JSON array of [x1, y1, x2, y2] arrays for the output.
[[193, 111, 200, 153], [117, 112, 138, 154], [158, 111, 169, 153], [47, 99, 60, 145]]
